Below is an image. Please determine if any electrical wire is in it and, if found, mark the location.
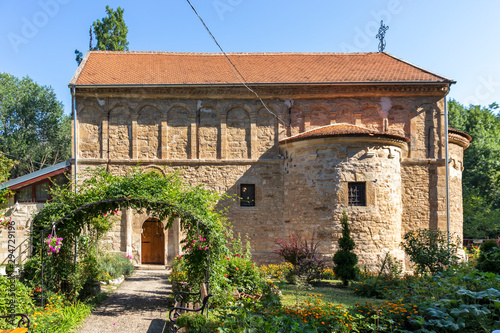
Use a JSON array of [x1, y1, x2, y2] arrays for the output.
[[184, 0, 287, 127]]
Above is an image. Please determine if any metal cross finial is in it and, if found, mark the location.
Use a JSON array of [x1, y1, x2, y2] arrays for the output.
[[89, 26, 94, 50], [376, 20, 389, 52]]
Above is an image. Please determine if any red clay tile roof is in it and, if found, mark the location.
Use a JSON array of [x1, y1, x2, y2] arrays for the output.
[[448, 127, 472, 142], [279, 124, 410, 144], [448, 127, 471, 148], [70, 51, 453, 86]]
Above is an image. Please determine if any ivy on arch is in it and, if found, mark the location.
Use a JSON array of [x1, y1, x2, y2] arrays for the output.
[[28, 168, 231, 300]]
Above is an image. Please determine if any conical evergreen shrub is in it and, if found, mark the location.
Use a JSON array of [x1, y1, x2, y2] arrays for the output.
[[332, 210, 358, 286]]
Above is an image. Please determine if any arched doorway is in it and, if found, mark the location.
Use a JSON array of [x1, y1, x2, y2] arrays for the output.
[[141, 219, 165, 265]]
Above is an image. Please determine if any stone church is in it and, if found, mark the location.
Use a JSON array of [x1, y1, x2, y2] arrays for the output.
[[69, 51, 470, 269]]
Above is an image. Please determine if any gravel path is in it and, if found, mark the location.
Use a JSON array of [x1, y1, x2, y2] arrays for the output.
[[77, 269, 172, 333]]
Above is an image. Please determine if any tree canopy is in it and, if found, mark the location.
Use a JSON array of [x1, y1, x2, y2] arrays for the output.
[[0, 153, 16, 204], [448, 99, 500, 239], [0, 73, 70, 179], [75, 6, 129, 65]]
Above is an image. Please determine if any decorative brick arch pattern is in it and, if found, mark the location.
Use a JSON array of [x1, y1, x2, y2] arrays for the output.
[[257, 108, 277, 158], [198, 106, 220, 159], [137, 106, 160, 159], [388, 105, 410, 138], [290, 106, 304, 136], [227, 107, 251, 159], [109, 106, 131, 159], [79, 106, 101, 158], [421, 104, 441, 159], [310, 106, 330, 128], [167, 106, 191, 159], [334, 104, 355, 124], [361, 106, 383, 132]]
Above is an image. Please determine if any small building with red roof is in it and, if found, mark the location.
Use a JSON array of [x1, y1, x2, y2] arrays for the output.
[[0, 160, 71, 271]]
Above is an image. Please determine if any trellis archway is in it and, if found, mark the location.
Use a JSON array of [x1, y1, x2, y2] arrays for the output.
[[29, 168, 229, 306]]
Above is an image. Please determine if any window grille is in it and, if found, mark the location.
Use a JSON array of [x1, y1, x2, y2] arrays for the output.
[[240, 184, 255, 207], [348, 182, 366, 206]]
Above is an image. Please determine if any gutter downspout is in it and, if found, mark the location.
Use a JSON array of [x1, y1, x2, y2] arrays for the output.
[[444, 96, 450, 246], [71, 86, 77, 194], [71, 86, 78, 263]]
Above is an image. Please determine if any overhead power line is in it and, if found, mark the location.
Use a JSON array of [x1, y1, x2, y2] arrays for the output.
[[184, 0, 287, 127]]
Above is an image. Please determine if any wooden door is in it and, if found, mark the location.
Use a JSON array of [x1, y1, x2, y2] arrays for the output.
[[141, 220, 165, 265]]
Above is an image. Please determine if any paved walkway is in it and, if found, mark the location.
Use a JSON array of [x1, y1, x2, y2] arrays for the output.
[[77, 269, 172, 333]]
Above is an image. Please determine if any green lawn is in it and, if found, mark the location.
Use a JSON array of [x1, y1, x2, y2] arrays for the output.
[[277, 279, 382, 308]]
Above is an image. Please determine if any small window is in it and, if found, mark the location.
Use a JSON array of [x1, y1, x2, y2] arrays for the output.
[[51, 174, 69, 188], [35, 182, 50, 202], [348, 182, 366, 206], [17, 186, 32, 202], [240, 184, 255, 207]]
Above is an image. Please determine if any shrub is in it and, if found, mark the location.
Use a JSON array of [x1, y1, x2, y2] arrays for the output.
[[31, 293, 92, 333], [20, 249, 85, 302], [479, 239, 500, 253], [176, 313, 207, 331], [401, 228, 459, 275], [0, 276, 34, 329], [97, 251, 135, 279], [258, 262, 293, 281], [274, 230, 327, 283], [322, 268, 336, 280], [353, 300, 419, 332], [332, 211, 358, 286], [354, 253, 404, 299], [413, 288, 500, 332], [171, 232, 265, 307], [476, 243, 500, 274]]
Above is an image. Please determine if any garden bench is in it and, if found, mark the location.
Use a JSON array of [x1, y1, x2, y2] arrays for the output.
[[0, 313, 30, 333], [168, 283, 212, 333]]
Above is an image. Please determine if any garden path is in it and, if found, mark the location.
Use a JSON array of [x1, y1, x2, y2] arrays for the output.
[[77, 269, 171, 333]]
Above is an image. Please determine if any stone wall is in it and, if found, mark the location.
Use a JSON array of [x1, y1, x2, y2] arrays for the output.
[[0, 200, 40, 273], [73, 87, 464, 269], [449, 142, 465, 242], [281, 137, 406, 268], [76, 96, 444, 163]]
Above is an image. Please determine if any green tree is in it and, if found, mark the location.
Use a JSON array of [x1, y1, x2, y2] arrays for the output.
[[0, 153, 16, 204], [332, 211, 358, 286], [0, 73, 70, 179], [75, 6, 129, 65], [448, 99, 500, 238]]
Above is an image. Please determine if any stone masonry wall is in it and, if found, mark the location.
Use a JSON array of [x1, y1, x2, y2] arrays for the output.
[[76, 96, 444, 163], [79, 161, 285, 265], [449, 142, 465, 242], [74, 89, 461, 268], [281, 137, 406, 269], [0, 200, 42, 273]]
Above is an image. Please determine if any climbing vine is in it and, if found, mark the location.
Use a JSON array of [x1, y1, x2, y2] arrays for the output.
[[26, 167, 231, 300]]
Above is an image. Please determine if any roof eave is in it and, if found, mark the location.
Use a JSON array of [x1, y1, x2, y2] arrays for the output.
[[69, 81, 453, 89], [279, 132, 411, 145], [383, 52, 456, 84], [0, 159, 72, 190]]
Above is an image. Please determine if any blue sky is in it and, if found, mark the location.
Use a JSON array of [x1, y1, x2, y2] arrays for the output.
[[1, 0, 499, 115]]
